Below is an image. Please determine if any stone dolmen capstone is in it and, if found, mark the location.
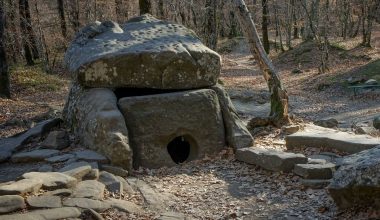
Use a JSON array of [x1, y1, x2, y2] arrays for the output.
[[64, 14, 253, 170]]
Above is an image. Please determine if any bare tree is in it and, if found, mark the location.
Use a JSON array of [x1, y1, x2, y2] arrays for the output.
[[0, 1, 10, 98], [262, 0, 270, 53], [19, 0, 39, 65], [233, 0, 290, 125]]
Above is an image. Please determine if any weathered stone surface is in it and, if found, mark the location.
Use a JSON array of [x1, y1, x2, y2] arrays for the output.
[[84, 169, 100, 181], [374, 116, 380, 129], [328, 145, 380, 209], [63, 198, 111, 212], [0, 118, 61, 162], [22, 172, 77, 190], [64, 87, 132, 170], [236, 147, 308, 172], [83, 209, 104, 220], [72, 180, 105, 200], [74, 150, 108, 163], [38, 164, 53, 172], [314, 118, 339, 128], [115, 176, 135, 194], [65, 15, 221, 90], [286, 124, 380, 153], [0, 179, 42, 195], [0, 207, 81, 220], [98, 171, 122, 193], [211, 84, 253, 149], [100, 165, 128, 177], [355, 126, 378, 135], [157, 212, 186, 220], [41, 130, 70, 150], [58, 161, 92, 180], [11, 149, 60, 163], [300, 179, 331, 189], [26, 196, 62, 208], [0, 195, 26, 213], [44, 189, 72, 197], [119, 89, 225, 168], [282, 125, 301, 134], [106, 198, 143, 214], [46, 154, 74, 163], [293, 163, 336, 179]]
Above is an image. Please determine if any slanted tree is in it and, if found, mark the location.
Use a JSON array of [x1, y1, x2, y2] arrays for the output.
[[19, 0, 39, 65], [232, 0, 290, 125], [139, 0, 151, 15], [0, 1, 10, 98]]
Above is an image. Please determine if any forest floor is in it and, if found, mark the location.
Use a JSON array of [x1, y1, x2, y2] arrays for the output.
[[0, 34, 379, 219]]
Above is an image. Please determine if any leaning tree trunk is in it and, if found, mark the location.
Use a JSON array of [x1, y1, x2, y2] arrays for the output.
[[261, 0, 270, 54], [0, 1, 10, 98], [139, 0, 151, 15], [232, 0, 290, 125]]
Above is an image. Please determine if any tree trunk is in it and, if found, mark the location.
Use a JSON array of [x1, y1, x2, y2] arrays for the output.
[[34, 1, 50, 72], [261, 0, 270, 54], [158, 0, 164, 19], [0, 1, 10, 98], [57, 0, 67, 38], [233, 0, 290, 125], [68, 0, 80, 32], [139, 0, 151, 15], [19, 0, 39, 61], [204, 0, 218, 50]]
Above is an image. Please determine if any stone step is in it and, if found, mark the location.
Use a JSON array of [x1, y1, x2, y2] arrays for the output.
[[300, 179, 332, 189], [293, 163, 336, 179], [286, 124, 380, 154], [0, 207, 81, 220]]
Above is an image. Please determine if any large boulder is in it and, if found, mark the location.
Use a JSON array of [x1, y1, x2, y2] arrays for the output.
[[328, 145, 380, 209], [64, 15, 221, 90], [64, 84, 132, 170]]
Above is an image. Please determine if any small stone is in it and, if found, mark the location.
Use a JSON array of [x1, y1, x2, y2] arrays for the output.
[[106, 198, 143, 214], [38, 164, 53, 172], [291, 68, 303, 74], [72, 180, 105, 200], [0, 179, 42, 195], [282, 125, 300, 134], [355, 126, 378, 135], [41, 131, 70, 150], [74, 150, 108, 164], [0, 195, 26, 214], [98, 171, 122, 193], [58, 161, 92, 180], [0, 207, 81, 220], [300, 179, 331, 189], [307, 158, 328, 164], [309, 154, 334, 163], [314, 118, 338, 128], [115, 176, 135, 194], [100, 165, 128, 177], [236, 147, 308, 172], [293, 163, 336, 179], [365, 79, 378, 85], [46, 154, 74, 163], [11, 149, 60, 163], [22, 172, 77, 190], [373, 116, 380, 130], [26, 196, 62, 208], [63, 198, 111, 212], [157, 212, 186, 220], [44, 189, 72, 197]]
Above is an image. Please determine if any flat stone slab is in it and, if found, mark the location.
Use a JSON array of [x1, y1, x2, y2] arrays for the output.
[[46, 154, 74, 163], [100, 165, 128, 177], [74, 150, 108, 164], [0, 195, 26, 214], [293, 163, 336, 179], [63, 198, 111, 212], [0, 207, 81, 220], [300, 179, 331, 189], [106, 198, 143, 214], [0, 179, 42, 195], [72, 180, 105, 200], [22, 172, 77, 190], [286, 124, 380, 154], [41, 131, 69, 150], [26, 196, 62, 208], [0, 118, 61, 162], [58, 161, 92, 180], [99, 171, 122, 193], [236, 147, 308, 172], [44, 189, 72, 197], [11, 149, 60, 163], [65, 15, 221, 90]]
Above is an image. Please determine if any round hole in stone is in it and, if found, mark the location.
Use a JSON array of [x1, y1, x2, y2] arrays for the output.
[[167, 136, 191, 164]]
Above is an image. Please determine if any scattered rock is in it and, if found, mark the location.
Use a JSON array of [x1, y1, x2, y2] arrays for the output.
[[0, 179, 42, 195], [373, 116, 380, 130], [286, 124, 380, 154], [282, 125, 301, 134], [58, 161, 92, 180], [307, 158, 328, 164], [0, 207, 81, 220], [11, 149, 60, 163], [26, 196, 62, 208], [106, 198, 143, 214], [355, 126, 378, 135], [46, 154, 74, 163], [293, 163, 336, 179], [74, 150, 109, 164], [22, 172, 77, 190], [328, 145, 380, 209], [0, 195, 26, 214], [72, 180, 105, 200], [38, 164, 53, 172], [44, 189, 72, 197], [314, 118, 338, 128], [365, 79, 378, 85], [100, 165, 128, 177], [63, 198, 111, 212], [98, 171, 122, 193], [115, 176, 135, 194], [41, 130, 70, 150], [291, 68, 303, 74], [300, 179, 331, 189], [236, 147, 308, 172]]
